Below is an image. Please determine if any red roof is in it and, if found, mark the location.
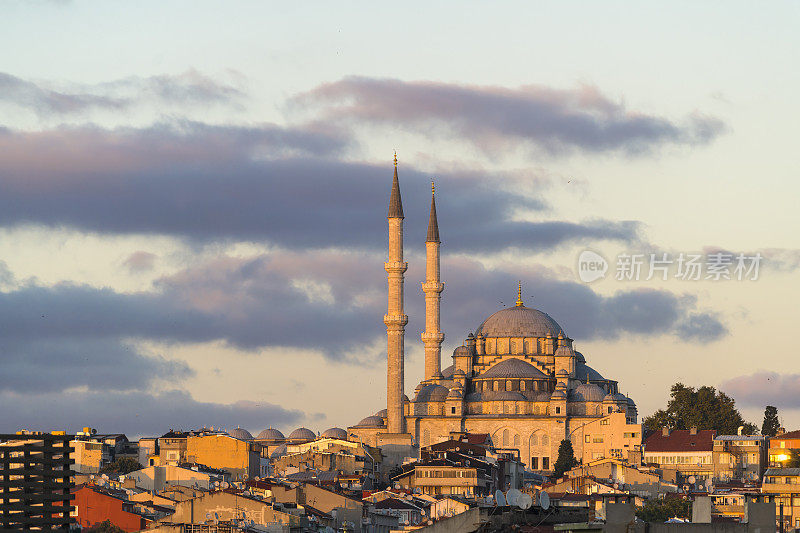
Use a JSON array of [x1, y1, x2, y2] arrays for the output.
[[775, 430, 800, 440], [644, 430, 715, 452]]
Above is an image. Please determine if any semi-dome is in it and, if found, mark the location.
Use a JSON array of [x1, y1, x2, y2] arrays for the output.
[[288, 427, 316, 441], [575, 361, 605, 381], [575, 351, 586, 363], [480, 358, 548, 379], [270, 444, 287, 459], [441, 364, 455, 378], [556, 369, 569, 377], [571, 383, 606, 402], [416, 384, 450, 402], [475, 306, 563, 338], [356, 415, 385, 428], [229, 427, 254, 441], [321, 427, 348, 439], [484, 391, 527, 402], [256, 428, 285, 441], [603, 393, 627, 403], [374, 408, 388, 418], [453, 345, 471, 356]]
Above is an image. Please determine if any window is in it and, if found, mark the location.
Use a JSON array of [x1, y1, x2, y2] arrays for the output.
[[608, 407, 613, 414], [601, 419, 610, 426], [593, 436, 604, 443], [513, 434, 520, 446], [585, 435, 591, 443], [542, 435, 549, 446], [542, 457, 550, 470], [531, 434, 538, 446], [531, 457, 539, 469], [503, 430, 509, 446], [555, 406, 561, 414]]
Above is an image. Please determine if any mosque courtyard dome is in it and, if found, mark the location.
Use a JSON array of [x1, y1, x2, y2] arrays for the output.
[[229, 427, 254, 441], [288, 427, 316, 441], [321, 427, 348, 439], [475, 306, 563, 338], [256, 428, 285, 441]]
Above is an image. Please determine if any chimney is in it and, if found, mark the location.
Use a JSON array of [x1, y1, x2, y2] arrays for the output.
[[662, 427, 670, 437], [690, 426, 698, 435]]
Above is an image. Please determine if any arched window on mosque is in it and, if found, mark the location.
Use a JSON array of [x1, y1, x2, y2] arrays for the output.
[[530, 434, 538, 446], [423, 429, 430, 446], [506, 380, 512, 391], [520, 381, 526, 391], [513, 434, 520, 447], [502, 430, 509, 447], [542, 435, 549, 446]]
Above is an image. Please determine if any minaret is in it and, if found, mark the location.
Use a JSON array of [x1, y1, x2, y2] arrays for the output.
[[422, 181, 445, 381], [384, 153, 408, 434]]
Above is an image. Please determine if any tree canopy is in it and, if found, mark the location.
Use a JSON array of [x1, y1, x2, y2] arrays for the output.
[[636, 496, 691, 522], [642, 383, 757, 436], [553, 439, 579, 479], [762, 406, 780, 437], [99, 457, 142, 475], [84, 520, 126, 533]]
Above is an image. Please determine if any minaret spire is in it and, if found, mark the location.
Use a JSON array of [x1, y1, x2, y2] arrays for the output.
[[384, 153, 408, 434], [422, 180, 444, 380], [515, 281, 524, 307]]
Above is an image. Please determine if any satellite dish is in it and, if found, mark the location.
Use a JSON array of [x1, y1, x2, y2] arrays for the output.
[[539, 491, 550, 510], [519, 493, 533, 510], [698, 484, 704, 490], [507, 489, 523, 507], [495, 490, 507, 506], [221, 481, 229, 489], [688, 476, 696, 484]]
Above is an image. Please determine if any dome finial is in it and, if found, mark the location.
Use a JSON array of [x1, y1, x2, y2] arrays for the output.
[[393, 150, 397, 167], [515, 281, 523, 307]]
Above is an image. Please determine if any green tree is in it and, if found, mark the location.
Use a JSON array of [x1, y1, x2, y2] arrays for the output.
[[552, 439, 578, 479], [99, 457, 142, 475], [762, 406, 780, 437], [787, 450, 800, 468], [84, 520, 126, 533], [636, 496, 691, 522], [642, 383, 757, 435]]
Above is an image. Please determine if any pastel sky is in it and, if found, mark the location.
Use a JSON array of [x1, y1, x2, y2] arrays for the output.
[[1, 1, 798, 438]]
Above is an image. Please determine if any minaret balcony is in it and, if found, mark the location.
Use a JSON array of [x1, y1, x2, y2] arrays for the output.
[[384, 261, 408, 274], [421, 281, 445, 293], [421, 331, 445, 343], [384, 314, 409, 327]]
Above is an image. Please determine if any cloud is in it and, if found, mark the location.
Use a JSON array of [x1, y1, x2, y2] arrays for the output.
[[0, 70, 244, 116], [0, 123, 639, 251], [123, 251, 157, 272], [293, 77, 726, 155], [720, 371, 800, 408], [0, 389, 304, 438]]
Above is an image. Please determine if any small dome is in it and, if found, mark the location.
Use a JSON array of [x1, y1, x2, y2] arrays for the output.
[[453, 368, 466, 376], [475, 306, 563, 338], [453, 346, 471, 357], [551, 389, 567, 400], [627, 397, 637, 407], [257, 428, 285, 441], [575, 362, 605, 381], [229, 427, 254, 441], [321, 427, 347, 440], [356, 416, 385, 428], [416, 384, 449, 402], [484, 391, 527, 401], [555, 344, 573, 356], [270, 444, 287, 459], [374, 408, 388, 418], [447, 388, 463, 399], [441, 365, 455, 378], [556, 369, 569, 376], [572, 383, 606, 402], [288, 427, 316, 441], [481, 358, 548, 379], [575, 351, 586, 363]]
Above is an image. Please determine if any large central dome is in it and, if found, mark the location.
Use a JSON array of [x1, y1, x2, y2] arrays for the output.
[[475, 305, 563, 338]]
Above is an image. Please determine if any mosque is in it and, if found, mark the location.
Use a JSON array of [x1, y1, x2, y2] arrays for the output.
[[345, 157, 642, 472]]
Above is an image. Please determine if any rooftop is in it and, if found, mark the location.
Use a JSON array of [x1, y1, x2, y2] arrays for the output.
[[644, 429, 716, 452]]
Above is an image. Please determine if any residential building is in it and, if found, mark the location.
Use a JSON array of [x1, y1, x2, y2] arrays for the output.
[[768, 430, 800, 467], [643, 428, 716, 486], [713, 435, 768, 482], [562, 458, 678, 498], [761, 468, 800, 530], [71, 428, 134, 474], [71, 484, 152, 532], [372, 497, 425, 527], [391, 459, 489, 497], [125, 464, 228, 492], [185, 433, 261, 480]]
